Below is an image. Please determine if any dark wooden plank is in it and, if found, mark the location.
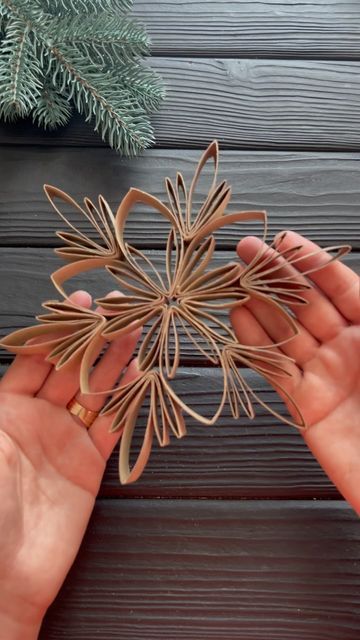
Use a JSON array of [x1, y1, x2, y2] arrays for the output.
[[1, 147, 360, 248], [134, 1, 360, 59], [1, 249, 358, 366], [2, 59, 360, 150], [149, 58, 360, 150], [40, 499, 360, 640]]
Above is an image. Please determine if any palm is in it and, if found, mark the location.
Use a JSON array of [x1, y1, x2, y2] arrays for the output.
[[0, 290, 140, 630], [232, 231, 360, 514], [292, 326, 360, 426], [0, 392, 105, 612]]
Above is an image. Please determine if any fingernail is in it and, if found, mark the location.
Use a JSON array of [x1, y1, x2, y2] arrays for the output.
[[274, 230, 287, 245]]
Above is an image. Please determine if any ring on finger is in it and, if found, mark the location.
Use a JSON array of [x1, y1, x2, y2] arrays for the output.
[[66, 397, 99, 429]]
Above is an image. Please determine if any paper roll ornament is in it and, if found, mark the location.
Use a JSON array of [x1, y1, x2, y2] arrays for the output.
[[0, 141, 351, 484]]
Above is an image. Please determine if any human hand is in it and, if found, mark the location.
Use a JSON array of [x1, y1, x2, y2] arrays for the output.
[[231, 231, 360, 514], [0, 290, 140, 640]]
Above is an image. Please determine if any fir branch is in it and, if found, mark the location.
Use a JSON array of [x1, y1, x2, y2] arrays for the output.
[[0, 16, 42, 120], [114, 60, 165, 112], [39, 0, 132, 17], [32, 81, 72, 129], [0, 0, 50, 27], [0, 0, 164, 155], [47, 45, 154, 154], [52, 14, 149, 67]]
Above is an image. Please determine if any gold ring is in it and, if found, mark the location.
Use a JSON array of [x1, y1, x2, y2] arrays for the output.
[[66, 397, 99, 429]]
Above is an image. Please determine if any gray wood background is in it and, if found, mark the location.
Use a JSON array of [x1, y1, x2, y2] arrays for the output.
[[0, 1, 359, 638]]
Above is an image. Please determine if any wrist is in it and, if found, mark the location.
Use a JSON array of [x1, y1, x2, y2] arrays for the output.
[[0, 609, 42, 640], [0, 587, 45, 640]]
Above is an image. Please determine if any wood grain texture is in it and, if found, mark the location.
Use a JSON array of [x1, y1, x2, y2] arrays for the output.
[[134, 0, 360, 58], [1, 249, 358, 365], [2, 58, 360, 150], [40, 499, 360, 640], [1, 147, 360, 248]]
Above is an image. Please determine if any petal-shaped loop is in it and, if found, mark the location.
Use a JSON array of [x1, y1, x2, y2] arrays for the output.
[[177, 236, 216, 292], [187, 209, 268, 258], [126, 245, 168, 295], [165, 176, 186, 235], [166, 229, 184, 294], [138, 314, 164, 371], [44, 185, 119, 261], [115, 187, 182, 252], [221, 345, 306, 429], [186, 140, 219, 233], [100, 371, 186, 484], [240, 238, 351, 307], [51, 257, 119, 300], [100, 306, 162, 339], [0, 303, 106, 385], [191, 180, 231, 237]]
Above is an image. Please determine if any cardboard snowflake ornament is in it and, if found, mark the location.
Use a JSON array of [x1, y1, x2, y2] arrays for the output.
[[0, 141, 350, 483]]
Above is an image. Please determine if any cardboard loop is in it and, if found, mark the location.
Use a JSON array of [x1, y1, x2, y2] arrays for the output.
[[115, 187, 182, 252], [44, 185, 120, 261], [186, 140, 219, 231], [99, 371, 187, 484], [165, 141, 233, 242], [165, 173, 187, 236], [240, 237, 351, 306], [51, 257, 119, 299], [1, 302, 106, 387], [221, 345, 306, 429], [185, 209, 268, 263]]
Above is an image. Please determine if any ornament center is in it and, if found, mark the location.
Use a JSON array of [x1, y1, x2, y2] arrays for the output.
[[165, 294, 180, 308]]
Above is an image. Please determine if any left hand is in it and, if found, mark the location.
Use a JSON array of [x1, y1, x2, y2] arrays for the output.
[[0, 290, 140, 640], [231, 231, 360, 514]]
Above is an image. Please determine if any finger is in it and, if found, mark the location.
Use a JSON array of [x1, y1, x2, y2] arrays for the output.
[[274, 230, 360, 324], [88, 359, 141, 461], [0, 290, 92, 397], [237, 235, 348, 343], [241, 295, 319, 367], [36, 290, 120, 406], [72, 326, 141, 413], [230, 305, 302, 387]]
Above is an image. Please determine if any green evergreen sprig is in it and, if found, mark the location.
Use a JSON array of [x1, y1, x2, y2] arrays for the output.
[[0, 0, 165, 155]]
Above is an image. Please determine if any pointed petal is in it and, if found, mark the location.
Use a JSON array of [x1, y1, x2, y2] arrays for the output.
[[192, 181, 231, 235], [115, 187, 181, 251], [101, 306, 162, 339], [51, 257, 119, 299], [44, 185, 118, 260], [186, 140, 219, 231], [178, 236, 215, 291], [186, 209, 268, 257]]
